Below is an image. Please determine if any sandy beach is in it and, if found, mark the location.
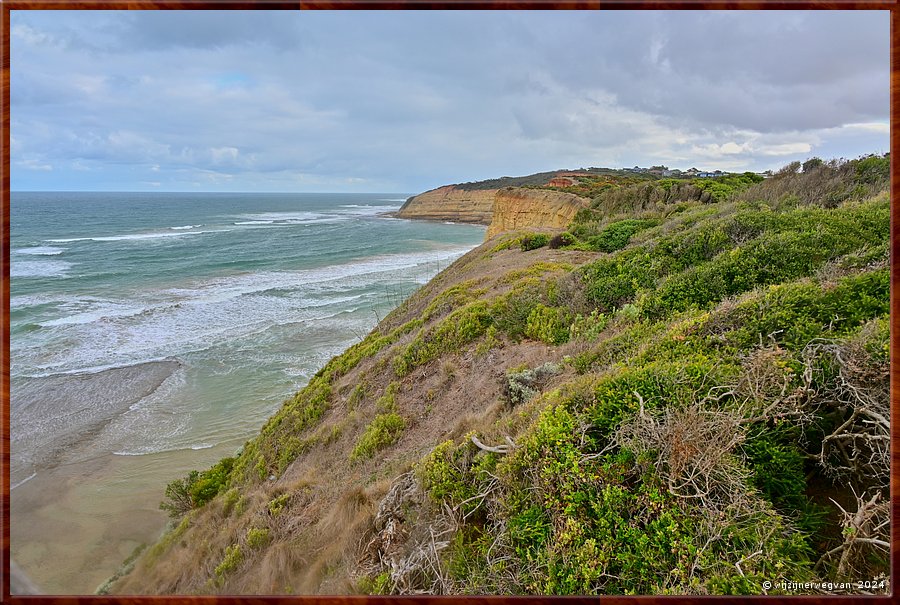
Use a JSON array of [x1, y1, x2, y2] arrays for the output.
[[11, 360, 182, 486], [8, 359, 226, 594], [11, 443, 235, 594]]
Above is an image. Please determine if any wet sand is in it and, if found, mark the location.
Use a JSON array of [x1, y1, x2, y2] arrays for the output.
[[11, 443, 236, 594], [11, 360, 182, 485], [9, 359, 237, 594]]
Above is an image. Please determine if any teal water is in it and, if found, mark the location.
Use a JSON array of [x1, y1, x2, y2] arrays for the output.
[[10, 191, 485, 483]]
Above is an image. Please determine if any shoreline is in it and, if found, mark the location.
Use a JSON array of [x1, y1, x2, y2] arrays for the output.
[[11, 359, 182, 486], [11, 443, 238, 594], [378, 210, 489, 227]]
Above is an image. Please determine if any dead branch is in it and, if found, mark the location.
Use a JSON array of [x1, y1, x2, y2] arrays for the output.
[[817, 490, 890, 579], [471, 434, 516, 454]]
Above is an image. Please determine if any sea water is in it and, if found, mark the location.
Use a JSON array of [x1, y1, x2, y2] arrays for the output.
[[9, 191, 485, 592]]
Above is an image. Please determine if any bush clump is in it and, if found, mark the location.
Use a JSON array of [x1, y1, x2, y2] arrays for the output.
[[214, 544, 243, 579], [246, 527, 271, 549], [520, 233, 551, 251], [160, 457, 236, 518], [548, 232, 575, 249], [504, 362, 562, 407], [584, 218, 659, 253], [524, 304, 571, 345], [351, 413, 407, 461]]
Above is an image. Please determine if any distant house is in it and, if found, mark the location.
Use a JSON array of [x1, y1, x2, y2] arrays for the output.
[[685, 168, 701, 176]]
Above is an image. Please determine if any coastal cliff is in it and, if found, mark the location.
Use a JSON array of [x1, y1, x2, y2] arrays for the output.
[[111, 157, 891, 596], [397, 185, 589, 240], [486, 188, 589, 239], [396, 186, 496, 224]]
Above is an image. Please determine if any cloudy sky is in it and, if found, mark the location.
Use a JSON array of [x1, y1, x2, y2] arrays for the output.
[[10, 10, 889, 193]]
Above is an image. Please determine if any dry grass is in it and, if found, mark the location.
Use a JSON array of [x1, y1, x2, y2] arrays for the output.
[[112, 236, 585, 595], [611, 392, 750, 512]]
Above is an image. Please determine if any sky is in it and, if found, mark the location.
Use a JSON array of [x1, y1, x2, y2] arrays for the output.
[[9, 10, 890, 193]]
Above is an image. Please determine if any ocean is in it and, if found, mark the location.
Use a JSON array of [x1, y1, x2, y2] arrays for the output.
[[9, 191, 485, 593]]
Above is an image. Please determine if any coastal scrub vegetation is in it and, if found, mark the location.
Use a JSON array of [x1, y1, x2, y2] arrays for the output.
[[122, 154, 889, 596]]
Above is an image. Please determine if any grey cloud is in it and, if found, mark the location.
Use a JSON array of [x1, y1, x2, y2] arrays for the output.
[[9, 11, 890, 192], [115, 11, 303, 50]]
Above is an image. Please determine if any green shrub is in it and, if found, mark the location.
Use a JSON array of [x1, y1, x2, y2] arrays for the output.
[[351, 413, 406, 461], [422, 280, 483, 321], [267, 493, 291, 516], [418, 440, 477, 508], [525, 304, 571, 345], [490, 286, 543, 341], [712, 268, 889, 350], [587, 219, 659, 253], [742, 426, 807, 511], [521, 233, 551, 251], [580, 250, 656, 312], [394, 302, 493, 376], [189, 457, 235, 507], [214, 544, 243, 578], [375, 381, 400, 413], [418, 438, 497, 518], [568, 311, 609, 342], [222, 488, 240, 517], [160, 471, 200, 519], [246, 527, 270, 549], [358, 571, 393, 595], [854, 153, 890, 185]]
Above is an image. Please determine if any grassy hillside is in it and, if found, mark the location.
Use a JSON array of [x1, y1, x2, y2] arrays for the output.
[[453, 166, 653, 191], [110, 154, 890, 596]]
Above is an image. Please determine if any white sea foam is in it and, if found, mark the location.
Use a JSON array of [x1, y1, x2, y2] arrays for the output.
[[11, 472, 37, 490], [13, 245, 472, 378], [47, 230, 228, 243], [17, 356, 175, 379], [170, 224, 202, 230], [335, 204, 400, 216], [11, 293, 117, 311], [11, 260, 73, 278], [38, 303, 153, 327], [14, 246, 65, 256], [233, 211, 327, 223], [111, 440, 214, 456]]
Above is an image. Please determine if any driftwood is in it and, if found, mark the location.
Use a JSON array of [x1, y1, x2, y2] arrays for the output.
[[470, 434, 517, 454]]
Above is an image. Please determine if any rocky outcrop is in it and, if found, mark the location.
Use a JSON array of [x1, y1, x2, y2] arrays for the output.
[[485, 188, 589, 240], [396, 186, 496, 224], [398, 185, 589, 241]]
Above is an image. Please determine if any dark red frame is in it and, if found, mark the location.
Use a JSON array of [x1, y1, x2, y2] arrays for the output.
[[0, 2, 895, 603]]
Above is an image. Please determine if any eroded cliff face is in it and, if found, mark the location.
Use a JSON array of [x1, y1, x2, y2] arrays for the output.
[[396, 186, 496, 224], [397, 186, 589, 240], [485, 188, 589, 240]]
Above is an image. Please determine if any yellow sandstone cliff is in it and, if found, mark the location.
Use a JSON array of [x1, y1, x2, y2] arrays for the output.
[[397, 185, 589, 240], [485, 188, 589, 239], [396, 186, 496, 224]]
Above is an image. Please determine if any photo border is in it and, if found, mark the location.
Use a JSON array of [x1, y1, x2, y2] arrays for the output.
[[0, 1, 896, 602]]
